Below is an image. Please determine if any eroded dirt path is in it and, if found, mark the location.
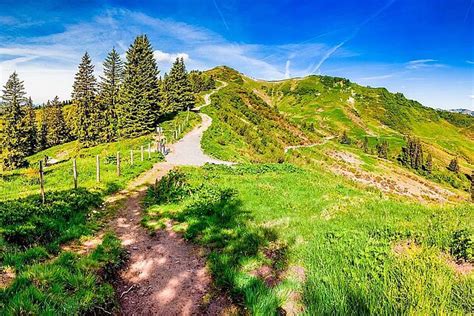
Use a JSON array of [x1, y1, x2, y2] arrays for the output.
[[110, 85, 233, 315]]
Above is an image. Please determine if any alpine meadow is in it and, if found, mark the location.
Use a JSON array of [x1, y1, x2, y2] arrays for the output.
[[0, 1, 473, 315]]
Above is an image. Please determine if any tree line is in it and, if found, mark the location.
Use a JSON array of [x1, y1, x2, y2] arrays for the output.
[[0, 35, 215, 170]]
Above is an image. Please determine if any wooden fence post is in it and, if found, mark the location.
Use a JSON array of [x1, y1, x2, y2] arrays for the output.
[[130, 150, 134, 165], [39, 161, 45, 204], [116, 152, 121, 176], [141, 146, 144, 161], [96, 155, 100, 183], [73, 158, 78, 189], [148, 143, 151, 159]]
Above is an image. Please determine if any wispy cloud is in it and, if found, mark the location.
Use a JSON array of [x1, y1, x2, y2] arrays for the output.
[[359, 73, 395, 80], [212, 0, 229, 31], [467, 60, 474, 65], [406, 59, 445, 69], [310, 0, 396, 74], [284, 60, 291, 79]]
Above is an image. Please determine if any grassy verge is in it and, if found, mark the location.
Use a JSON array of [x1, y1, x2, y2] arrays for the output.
[[0, 110, 201, 313], [142, 163, 473, 314]]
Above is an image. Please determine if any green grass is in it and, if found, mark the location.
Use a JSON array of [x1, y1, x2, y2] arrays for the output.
[[143, 164, 474, 314], [0, 110, 201, 313]]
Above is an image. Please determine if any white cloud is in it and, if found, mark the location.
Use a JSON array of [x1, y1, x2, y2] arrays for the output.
[[406, 59, 445, 69], [284, 60, 291, 79], [467, 60, 474, 65], [469, 95, 474, 99]]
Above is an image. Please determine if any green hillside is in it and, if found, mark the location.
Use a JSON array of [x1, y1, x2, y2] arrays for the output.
[[203, 66, 474, 196]]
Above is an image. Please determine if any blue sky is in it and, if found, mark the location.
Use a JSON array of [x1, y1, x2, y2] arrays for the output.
[[0, 0, 473, 109]]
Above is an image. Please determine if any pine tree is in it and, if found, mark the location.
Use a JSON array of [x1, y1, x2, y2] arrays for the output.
[[164, 57, 195, 114], [99, 48, 123, 141], [72, 52, 99, 147], [424, 153, 433, 174], [376, 139, 389, 159], [0, 72, 29, 169], [46, 96, 69, 146], [23, 97, 37, 155], [399, 136, 424, 170], [37, 105, 48, 151], [447, 157, 460, 173], [471, 171, 474, 202], [118, 35, 160, 137], [339, 130, 351, 145], [362, 136, 369, 153]]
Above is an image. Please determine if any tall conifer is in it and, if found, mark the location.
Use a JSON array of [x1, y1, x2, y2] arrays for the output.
[[165, 57, 194, 114], [118, 35, 160, 137], [24, 97, 37, 155], [46, 96, 69, 146], [72, 52, 98, 147], [99, 48, 123, 141], [37, 105, 48, 151], [0, 72, 29, 169]]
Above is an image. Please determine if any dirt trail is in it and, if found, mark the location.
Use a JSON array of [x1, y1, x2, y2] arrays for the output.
[[110, 84, 233, 315], [284, 135, 335, 153]]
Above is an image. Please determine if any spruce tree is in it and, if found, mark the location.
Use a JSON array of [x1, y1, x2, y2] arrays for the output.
[[339, 130, 351, 145], [362, 136, 369, 153], [0, 72, 29, 169], [24, 97, 37, 155], [447, 157, 460, 173], [99, 48, 123, 141], [164, 57, 195, 114], [118, 35, 160, 137], [424, 153, 433, 174], [72, 52, 99, 147], [37, 105, 48, 151], [46, 96, 69, 146]]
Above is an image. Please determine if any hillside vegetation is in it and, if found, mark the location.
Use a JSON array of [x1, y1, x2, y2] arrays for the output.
[[140, 66, 474, 314]]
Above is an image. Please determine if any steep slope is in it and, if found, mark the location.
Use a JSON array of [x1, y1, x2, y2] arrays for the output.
[[203, 66, 473, 199]]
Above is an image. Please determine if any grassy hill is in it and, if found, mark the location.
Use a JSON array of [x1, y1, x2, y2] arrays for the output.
[[139, 66, 474, 314], [203, 66, 473, 196]]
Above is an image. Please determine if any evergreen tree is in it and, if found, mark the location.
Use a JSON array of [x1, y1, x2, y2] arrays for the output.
[[46, 96, 69, 146], [99, 48, 123, 141], [0, 72, 29, 169], [339, 130, 351, 145], [23, 97, 37, 155], [37, 105, 48, 151], [118, 35, 160, 137], [376, 139, 389, 159], [189, 70, 204, 93], [160, 73, 173, 115], [398, 136, 424, 170], [447, 157, 460, 173], [72, 52, 99, 147], [471, 171, 474, 202], [164, 57, 195, 114], [424, 153, 433, 174], [362, 136, 369, 153]]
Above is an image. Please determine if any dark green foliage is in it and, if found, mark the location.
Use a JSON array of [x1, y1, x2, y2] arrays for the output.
[[45, 96, 70, 147], [98, 48, 124, 142], [447, 157, 460, 173], [471, 171, 474, 201], [23, 97, 37, 156], [362, 136, 369, 153], [118, 35, 160, 138], [376, 139, 389, 159], [339, 131, 351, 145], [147, 170, 189, 204], [424, 153, 433, 174], [37, 106, 48, 151], [0, 72, 30, 170], [0, 234, 125, 315], [189, 70, 216, 93], [72, 52, 99, 147], [399, 136, 424, 170], [162, 58, 195, 114], [450, 229, 473, 262], [0, 189, 101, 249]]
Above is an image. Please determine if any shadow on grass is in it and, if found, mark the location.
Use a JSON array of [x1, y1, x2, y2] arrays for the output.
[[0, 188, 102, 269], [147, 174, 287, 313]]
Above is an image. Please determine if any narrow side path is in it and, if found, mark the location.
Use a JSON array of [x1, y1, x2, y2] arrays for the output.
[[110, 84, 232, 315]]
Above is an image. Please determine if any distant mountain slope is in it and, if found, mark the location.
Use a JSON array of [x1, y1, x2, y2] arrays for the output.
[[203, 66, 473, 195], [450, 108, 474, 116]]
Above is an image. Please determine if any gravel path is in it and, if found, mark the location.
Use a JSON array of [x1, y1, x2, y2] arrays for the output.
[[112, 84, 234, 315]]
